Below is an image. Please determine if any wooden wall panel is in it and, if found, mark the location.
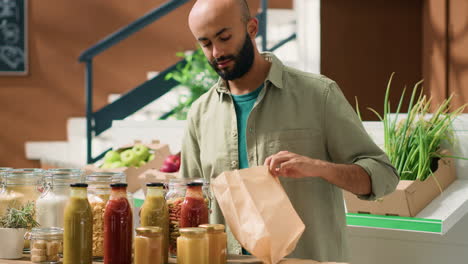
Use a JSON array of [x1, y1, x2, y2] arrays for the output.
[[321, 0, 424, 121], [448, 0, 468, 110]]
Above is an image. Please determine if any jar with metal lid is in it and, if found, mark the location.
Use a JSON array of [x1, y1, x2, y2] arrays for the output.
[[0, 168, 44, 217], [199, 224, 227, 264], [85, 172, 126, 258], [25, 227, 63, 263], [177, 227, 208, 264], [135, 227, 163, 264], [36, 169, 83, 228]]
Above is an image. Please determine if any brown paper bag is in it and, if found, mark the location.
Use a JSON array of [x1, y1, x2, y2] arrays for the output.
[[212, 166, 305, 264]]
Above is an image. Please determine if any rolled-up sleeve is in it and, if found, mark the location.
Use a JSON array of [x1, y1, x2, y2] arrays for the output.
[[180, 106, 203, 179], [324, 81, 399, 200]]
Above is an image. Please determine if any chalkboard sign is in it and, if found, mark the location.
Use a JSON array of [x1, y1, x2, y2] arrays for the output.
[[0, 0, 27, 75]]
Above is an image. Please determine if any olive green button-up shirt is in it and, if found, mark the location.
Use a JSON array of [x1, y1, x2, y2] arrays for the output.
[[180, 53, 399, 262]]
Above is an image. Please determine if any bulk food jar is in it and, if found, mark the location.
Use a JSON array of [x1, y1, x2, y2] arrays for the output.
[[0, 168, 44, 217], [85, 172, 126, 259], [36, 169, 83, 228], [25, 227, 63, 263], [166, 178, 210, 256]]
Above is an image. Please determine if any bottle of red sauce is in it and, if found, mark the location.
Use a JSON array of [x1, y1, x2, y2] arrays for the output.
[[104, 183, 132, 264], [180, 182, 208, 228]]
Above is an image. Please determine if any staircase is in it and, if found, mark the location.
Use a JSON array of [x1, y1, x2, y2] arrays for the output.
[[24, 4, 302, 168]]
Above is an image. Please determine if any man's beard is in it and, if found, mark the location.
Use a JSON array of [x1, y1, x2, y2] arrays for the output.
[[209, 33, 255, 81]]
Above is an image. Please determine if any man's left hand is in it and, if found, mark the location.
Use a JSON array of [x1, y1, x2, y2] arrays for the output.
[[263, 151, 329, 178]]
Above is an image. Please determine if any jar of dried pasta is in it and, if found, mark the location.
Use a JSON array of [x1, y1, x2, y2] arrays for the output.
[[86, 172, 125, 259]]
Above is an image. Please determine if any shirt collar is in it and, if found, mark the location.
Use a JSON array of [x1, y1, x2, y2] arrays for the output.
[[215, 52, 284, 95]]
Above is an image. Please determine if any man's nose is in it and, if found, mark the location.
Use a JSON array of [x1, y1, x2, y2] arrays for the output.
[[212, 45, 225, 60]]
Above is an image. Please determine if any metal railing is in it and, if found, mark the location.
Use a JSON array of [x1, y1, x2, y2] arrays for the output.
[[80, 0, 294, 164]]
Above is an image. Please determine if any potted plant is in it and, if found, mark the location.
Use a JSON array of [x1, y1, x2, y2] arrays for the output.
[[164, 47, 218, 120], [0, 202, 39, 259]]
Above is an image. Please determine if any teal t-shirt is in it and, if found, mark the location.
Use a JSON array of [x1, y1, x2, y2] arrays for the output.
[[231, 84, 264, 169]]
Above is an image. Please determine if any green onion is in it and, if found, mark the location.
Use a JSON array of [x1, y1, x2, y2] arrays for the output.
[[360, 74, 467, 181]]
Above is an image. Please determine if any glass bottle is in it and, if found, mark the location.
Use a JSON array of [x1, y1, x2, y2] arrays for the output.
[[36, 169, 83, 228], [199, 224, 227, 264], [134, 226, 163, 264], [85, 172, 125, 258], [140, 182, 169, 264], [26, 227, 63, 263], [177, 227, 208, 264], [180, 182, 208, 228], [63, 183, 93, 264], [104, 183, 133, 264]]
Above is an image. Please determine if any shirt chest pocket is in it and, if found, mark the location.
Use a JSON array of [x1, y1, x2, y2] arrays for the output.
[[265, 128, 324, 158]]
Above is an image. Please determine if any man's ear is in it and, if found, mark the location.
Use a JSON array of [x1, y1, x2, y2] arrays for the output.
[[247, 17, 258, 38]]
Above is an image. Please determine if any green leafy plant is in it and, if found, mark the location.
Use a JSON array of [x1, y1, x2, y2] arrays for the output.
[[0, 202, 39, 229], [358, 73, 467, 182], [164, 48, 219, 119]]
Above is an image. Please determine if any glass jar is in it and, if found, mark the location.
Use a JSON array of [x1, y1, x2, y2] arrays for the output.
[[166, 178, 210, 257], [135, 227, 163, 264], [0, 168, 44, 217], [25, 227, 63, 263], [177, 228, 208, 264], [63, 183, 93, 264], [199, 224, 227, 264], [0, 167, 13, 185], [85, 172, 125, 259], [166, 179, 187, 257], [36, 169, 83, 228], [104, 183, 133, 264]]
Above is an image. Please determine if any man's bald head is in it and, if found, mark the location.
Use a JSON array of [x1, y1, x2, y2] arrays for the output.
[[189, 0, 251, 29]]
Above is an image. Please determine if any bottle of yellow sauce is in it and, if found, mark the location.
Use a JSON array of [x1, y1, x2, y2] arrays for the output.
[[135, 227, 163, 264], [177, 228, 208, 264], [63, 183, 93, 264], [199, 224, 227, 264], [140, 182, 169, 264]]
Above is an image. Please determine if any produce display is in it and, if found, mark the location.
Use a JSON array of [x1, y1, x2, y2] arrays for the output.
[[100, 144, 155, 169]]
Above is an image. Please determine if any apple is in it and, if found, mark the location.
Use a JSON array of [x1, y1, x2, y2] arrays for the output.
[[120, 149, 139, 167], [160, 154, 181, 172], [160, 162, 179, 173], [132, 144, 150, 161], [148, 154, 155, 162], [139, 160, 147, 168], [109, 161, 124, 169], [104, 150, 121, 163]]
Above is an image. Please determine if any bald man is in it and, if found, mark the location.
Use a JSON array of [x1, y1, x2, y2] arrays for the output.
[[180, 0, 399, 262]]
